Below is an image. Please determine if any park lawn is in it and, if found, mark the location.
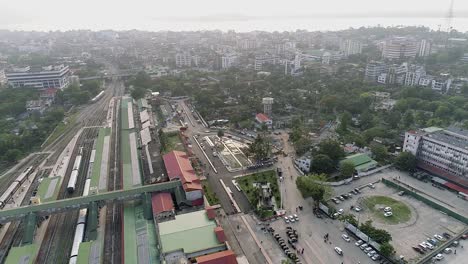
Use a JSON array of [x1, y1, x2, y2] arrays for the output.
[[363, 195, 411, 225], [237, 170, 281, 207], [202, 180, 219, 205]]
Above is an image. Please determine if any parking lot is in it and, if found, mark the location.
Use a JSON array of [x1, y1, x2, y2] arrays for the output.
[[330, 181, 466, 262]]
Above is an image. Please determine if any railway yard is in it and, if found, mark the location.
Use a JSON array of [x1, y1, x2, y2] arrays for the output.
[[0, 74, 270, 264]]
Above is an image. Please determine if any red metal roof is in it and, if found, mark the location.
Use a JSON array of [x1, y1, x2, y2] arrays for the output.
[[256, 113, 271, 122], [444, 182, 468, 195], [214, 226, 226, 243], [196, 250, 237, 264], [151, 192, 174, 215], [163, 151, 202, 191]]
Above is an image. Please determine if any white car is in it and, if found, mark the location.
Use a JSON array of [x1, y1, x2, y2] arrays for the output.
[[371, 254, 381, 261], [434, 234, 445, 241], [384, 207, 392, 212], [435, 253, 444, 260], [341, 234, 350, 242], [354, 207, 361, 212], [355, 240, 363, 246], [367, 250, 376, 257], [443, 247, 452, 254], [423, 242, 434, 250], [363, 247, 372, 253], [384, 212, 393, 217], [293, 214, 299, 221], [369, 183, 375, 188], [338, 209, 344, 214], [284, 216, 289, 223], [288, 215, 295, 223], [334, 247, 343, 255]]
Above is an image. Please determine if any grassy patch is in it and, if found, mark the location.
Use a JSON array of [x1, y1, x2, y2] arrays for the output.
[[362, 195, 411, 225], [202, 180, 219, 205], [161, 133, 185, 154], [237, 170, 280, 208]]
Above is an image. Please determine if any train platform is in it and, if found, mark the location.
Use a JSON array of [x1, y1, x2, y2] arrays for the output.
[[4, 244, 38, 264], [35, 176, 61, 203], [90, 127, 111, 194]]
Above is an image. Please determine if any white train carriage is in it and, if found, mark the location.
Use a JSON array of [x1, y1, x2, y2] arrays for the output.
[[67, 170, 79, 193], [0, 182, 20, 208], [72, 156, 82, 171]]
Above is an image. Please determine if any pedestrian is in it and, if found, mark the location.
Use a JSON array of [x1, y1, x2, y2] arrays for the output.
[[260, 240, 263, 244], [454, 249, 456, 254], [301, 248, 304, 254]]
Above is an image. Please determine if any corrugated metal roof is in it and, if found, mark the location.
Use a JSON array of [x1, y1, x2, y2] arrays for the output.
[[151, 193, 174, 214], [140, 127, 151, 146], [195, 250, 237, 264], [163, 151, 201, 191]]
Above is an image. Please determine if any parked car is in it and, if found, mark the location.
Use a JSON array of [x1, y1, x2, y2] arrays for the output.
[[398, 191, 405, 196], [412, 246, 424, 254], [355, 240, 363, 246], [354, 206, 362, 212], [284, 217, 289, 223], [427, 238, 438, 245], [434, 234, 445, 241], [332, 198, 340, 204], [442, 232, 452, 239], [342, 194, 349, 200], [423, 242, 434, 250], [288, 215, 295, 223], [371, 254, 381, 261], [435, 253, 444, 261], [338, 209, 344, 214], [451, 241, 459, 247], [363, 247, 373, 253], [369, 183, 375, 188], [384, 207, 392, 212], [367, 250, 376, 257], [334, 247, 343, 255], [293, 214, 299, 221], [342, 234, 351, 242], [338, 196, 345, 201], [360, 243, 368, 250], [354, 188, 361, 193], [384, 212, 393, 217], [443, 248, 452, 254]]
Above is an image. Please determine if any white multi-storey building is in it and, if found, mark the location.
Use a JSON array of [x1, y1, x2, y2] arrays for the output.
[[175, 52, 191, 67], [418, 39, 431, 57], [403, 126, 468, 189], [6, 65, 70, 90], [365, 61, 387, 82], [340, 39, 363, 57], [382, 37, 418, 60], [0, 69, 6, 85], [221, 54, 237, 69]]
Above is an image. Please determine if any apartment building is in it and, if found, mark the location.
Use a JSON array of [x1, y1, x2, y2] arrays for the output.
[[403, 126, 468, 189], [382, 37, 418, 60], [221, 54, 237, 70], [340, 39, 363, 57], [175, 52, 191, 67], [365, 61, 387, 82], [6, 65, 70, 90]]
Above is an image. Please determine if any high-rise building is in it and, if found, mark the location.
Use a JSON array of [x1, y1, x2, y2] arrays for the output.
[[340, 39, 363, 56], [418, 39, 431, 57], [382, 37, 418, 60], [239, 39, 257, 50], [365, 61, 387, 82], [403, 126, 468, 190], [254, 55, 279, 71], [221, 54, 237, 70], [6, 65, 70, 90], [404, 65, 426, 86], [0, 69, 6, 85], [262, 97, 274, 116], [175, 52, 191, 67]]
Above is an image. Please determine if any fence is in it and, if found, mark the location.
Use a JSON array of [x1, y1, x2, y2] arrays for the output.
[[381, 178, 468, 224]]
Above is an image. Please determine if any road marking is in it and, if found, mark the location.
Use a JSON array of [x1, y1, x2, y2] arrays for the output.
[[219, 179, 241, 213], [192, 136, 217, 173]]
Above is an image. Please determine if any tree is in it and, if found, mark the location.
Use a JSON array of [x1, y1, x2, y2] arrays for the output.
[[339, 214, 358, 226], [340, 161, 355, 178], [370, 143, 389, 162], [131, 86, 146, 100], [249, 135, 271, 161], [4, 149, 22, 163], [395, 152, 417, 172], [317, 140, 345, 162], [310, 154, 335, 174], [296, 174, 332, 208], [379, 242, 395, 257], [338, 111, 352, 132], [217, 130, 224, 137]]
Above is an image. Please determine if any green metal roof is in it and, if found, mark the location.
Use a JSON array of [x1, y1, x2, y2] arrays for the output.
[[342, 153, 374, 167], [159, 210, 222, 255], [76, 241, 92, 264], [36, 176, 61, 203], [355, 160, 378, 171], [4, 244, 38, 264], [90, 127, 110, 193]]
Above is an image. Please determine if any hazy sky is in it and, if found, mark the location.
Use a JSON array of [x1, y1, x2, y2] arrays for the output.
[[1, 0, 467, 31]]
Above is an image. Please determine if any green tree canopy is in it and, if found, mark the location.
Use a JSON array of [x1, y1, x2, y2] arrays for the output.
[[395, 152, 417, 172], [310, 154, 335, 174], [296, 174, 333, 208], [131, 86, 147, 100], [370, 143, 389, 162], [317, 139, 345, 162], [379, 242, 395, 257], [340, 161, 355, 178]]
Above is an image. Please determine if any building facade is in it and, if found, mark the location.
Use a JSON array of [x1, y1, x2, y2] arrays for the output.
[[340, 39, 363, 57], [365, 61, 387, 82], [403, 127, 468, 188], [6, 65, 70, 90], [382, 37, 418, 60], [175, 52, 191, 67]]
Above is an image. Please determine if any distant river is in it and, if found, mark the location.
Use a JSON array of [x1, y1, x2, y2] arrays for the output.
[[5, 17, 468, 32]]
